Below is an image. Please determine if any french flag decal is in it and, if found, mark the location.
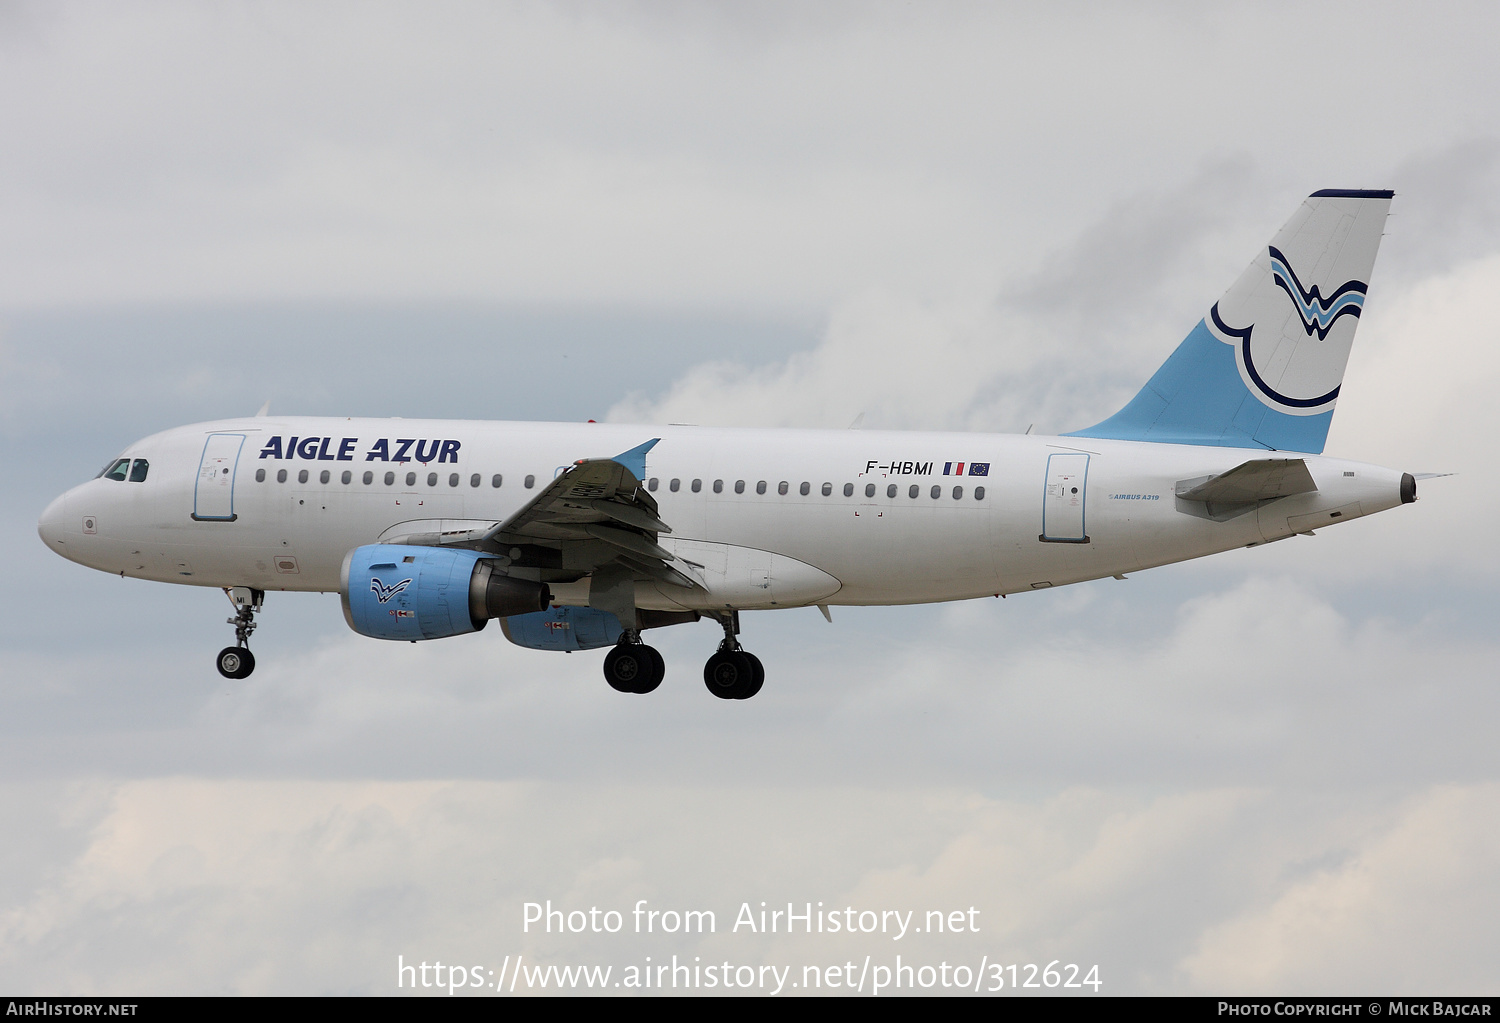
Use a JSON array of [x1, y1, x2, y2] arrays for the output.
[[943, 462, 966, 476]]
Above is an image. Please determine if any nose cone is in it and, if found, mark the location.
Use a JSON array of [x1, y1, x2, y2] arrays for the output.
[[38, 491, 70, 550]]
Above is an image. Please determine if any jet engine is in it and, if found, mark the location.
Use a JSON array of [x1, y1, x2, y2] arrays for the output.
[[500, 606, 701, 651], [499, 606, 625, 651], [341, 544, 550, 641]]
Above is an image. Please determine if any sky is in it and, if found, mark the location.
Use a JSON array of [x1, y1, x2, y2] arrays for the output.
[[2, 0, 1499, 996]]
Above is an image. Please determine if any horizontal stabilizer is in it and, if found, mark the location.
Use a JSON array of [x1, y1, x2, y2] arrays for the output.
[[1176, 458, 1317, 509]]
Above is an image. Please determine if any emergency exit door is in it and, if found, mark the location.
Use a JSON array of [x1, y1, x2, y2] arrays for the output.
[[1040, 452, 1090, 543]]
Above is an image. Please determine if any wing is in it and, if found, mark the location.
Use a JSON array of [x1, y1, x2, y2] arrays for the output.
[[480, 439, 701, 590]]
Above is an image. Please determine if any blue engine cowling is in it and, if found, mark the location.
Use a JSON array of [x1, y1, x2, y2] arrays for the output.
[[499, 606, 624, 651], [341, 544, 550, 641]]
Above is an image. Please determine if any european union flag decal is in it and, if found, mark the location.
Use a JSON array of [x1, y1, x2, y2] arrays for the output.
[[968, 463, 989, 477]]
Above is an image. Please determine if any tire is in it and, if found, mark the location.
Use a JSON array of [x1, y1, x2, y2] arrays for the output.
[[738, 652, 765, 699], [603, 644, 646, 693], [703, 649, 754, 700], [633, 645, 665, 694], [216, 646, 254, 680]]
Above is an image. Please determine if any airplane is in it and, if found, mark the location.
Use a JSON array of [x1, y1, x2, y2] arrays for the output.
[[37, 189, 1419, 700]]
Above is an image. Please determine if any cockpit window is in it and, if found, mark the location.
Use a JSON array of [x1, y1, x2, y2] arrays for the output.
[[128, 459, 149, 483], [101, 458, 131, 481]]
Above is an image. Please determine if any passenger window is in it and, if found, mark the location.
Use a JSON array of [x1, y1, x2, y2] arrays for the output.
[[449, 473, 460, 487], [384, 471, 395, 486], [930, 485, 940, 499], [298, 469, 309, 484], [886, 484, 897, 498], [363, 471, 374, 485], [735, 480, 745, 494], [778, 481, 789, 495], [428, 472, 438, 487], [277, 469, 288, 483], [525, 475, 536, 489], [103, 459, 130, 481], [800, 482, 810, 496], [756, 481, 767, 495], [670, 479, 681, 493], [953, 486, 963, 500], [470, 474, 481, 488], [865, 484, 875, 497], [648, 478, 659, 492], [821, 483, 832, 496], [844, 483, 854, 497], [342, 470, 352, 484], [713, 480, 723, 494], [320, 470, 330, 484], [974, 486, 986, 500], [255, 468, 266, 483], [691, 479, 702, 493], [492, 474, 502, 488], [406, 472, 416, 487], [908, 485, 919, 499], [129, 459, 149, 483]]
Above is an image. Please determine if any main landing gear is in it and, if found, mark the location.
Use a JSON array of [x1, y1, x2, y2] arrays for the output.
[[599, 611, 766, 699], [603, 631, 666, 694], [216, 586, 263, 680], [703, 611, 763, 701]]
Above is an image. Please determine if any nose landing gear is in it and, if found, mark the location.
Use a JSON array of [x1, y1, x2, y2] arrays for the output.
[[217, 586, 263, 679]]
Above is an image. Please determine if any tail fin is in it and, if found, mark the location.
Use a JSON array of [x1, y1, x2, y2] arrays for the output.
[[1067, 189, 1393, 453]]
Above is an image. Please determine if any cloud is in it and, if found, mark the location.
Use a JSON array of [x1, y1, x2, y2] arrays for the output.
[[3, 778, 1495, 994], [603, 163, 1276, 434], [6, 4, 1500, 308], [1181, 784, 1500, 994]]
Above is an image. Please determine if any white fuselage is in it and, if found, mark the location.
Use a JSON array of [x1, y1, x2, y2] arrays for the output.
[[37, 417, 1410, 612]]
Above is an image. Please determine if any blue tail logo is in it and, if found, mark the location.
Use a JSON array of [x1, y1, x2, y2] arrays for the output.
[[1268, 247, 1367, 340]]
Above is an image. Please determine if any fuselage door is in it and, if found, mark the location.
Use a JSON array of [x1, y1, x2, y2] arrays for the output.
[[1040, 452, 1090, 543], [192, 433, 245, 522]]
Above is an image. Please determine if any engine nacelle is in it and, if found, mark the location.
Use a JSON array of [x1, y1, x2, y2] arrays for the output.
[[341, 544, 550, 641], [499, 606, 625, 651], [499, 606, 701, 651]]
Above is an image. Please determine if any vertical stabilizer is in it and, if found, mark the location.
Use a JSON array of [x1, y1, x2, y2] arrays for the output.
[[1068, 189, 1392, 453]]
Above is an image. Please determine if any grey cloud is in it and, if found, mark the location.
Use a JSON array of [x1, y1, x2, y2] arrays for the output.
[[2, 779, 1495, 994]]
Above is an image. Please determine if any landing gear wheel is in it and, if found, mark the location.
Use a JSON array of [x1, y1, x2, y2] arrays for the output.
[[605, 643, 663, 694], [739, 652, 765, 700], [634, 645, 666, 694], [704, 649, 756, 700], [216, 646, 255, 680], [219, 587, 263, 680]]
